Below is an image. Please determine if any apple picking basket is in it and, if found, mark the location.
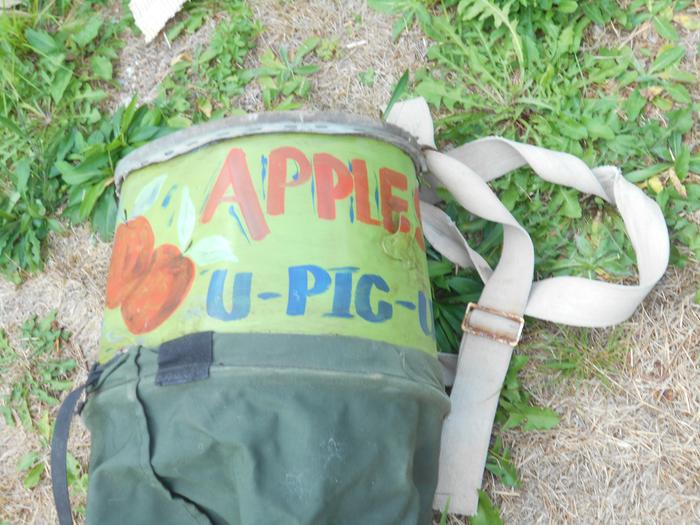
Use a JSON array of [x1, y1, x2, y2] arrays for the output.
[[51, 94, 673, 525], [60, 112, 451, 525]]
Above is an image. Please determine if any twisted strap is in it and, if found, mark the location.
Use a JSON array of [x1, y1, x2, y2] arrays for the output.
[[387, 98, 669, 515]]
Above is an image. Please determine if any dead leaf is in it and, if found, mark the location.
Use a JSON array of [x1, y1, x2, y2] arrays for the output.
[[648, 175, 664, 194], [674, 14, 700, 31], [661, 388, 675, 402], [667, 168, 687, 198], [171, 52, 192, 66]]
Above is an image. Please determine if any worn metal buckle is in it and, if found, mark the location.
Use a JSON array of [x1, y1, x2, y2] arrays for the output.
[[461, 302, 524, 347]]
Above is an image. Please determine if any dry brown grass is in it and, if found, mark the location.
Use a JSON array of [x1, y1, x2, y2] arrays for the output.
[[0, 2, 698, 524], [110, 8, 221, 109], [241, 0, 430, 116], [0, 226, 110, 524], [492, 266, 700, 525]]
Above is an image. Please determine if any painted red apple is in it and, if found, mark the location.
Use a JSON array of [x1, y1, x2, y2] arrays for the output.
[[105, 216, 155, 309], [120, 244, 195, 334]]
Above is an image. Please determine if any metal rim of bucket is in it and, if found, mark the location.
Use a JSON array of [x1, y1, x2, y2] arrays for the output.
[[114, 111, 426, 192]]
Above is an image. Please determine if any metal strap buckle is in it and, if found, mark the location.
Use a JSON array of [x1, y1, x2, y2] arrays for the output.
[[461, 302, 524, 347]]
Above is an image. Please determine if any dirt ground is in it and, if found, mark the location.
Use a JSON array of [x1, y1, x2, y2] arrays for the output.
[[0, 1, 698, 524]]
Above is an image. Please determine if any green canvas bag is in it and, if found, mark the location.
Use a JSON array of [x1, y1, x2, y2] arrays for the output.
[[67, 334, 448, 525], [51, 99, 669, 524]]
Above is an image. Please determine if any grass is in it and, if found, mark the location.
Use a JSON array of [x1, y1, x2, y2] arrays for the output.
[[154, 0, 260, 120], [0, 310, 80, 499], [0, 0, 127, 282], [0, 0, 260, 282], [241, 36, 322, 110], [370, 0, 698, 520], [526, 324, 630, 385]]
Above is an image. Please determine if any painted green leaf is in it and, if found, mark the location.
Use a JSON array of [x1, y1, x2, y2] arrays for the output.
[[132, 175, 167, 218], [178, 187, 196, 250], [189, 236, 238, 266]]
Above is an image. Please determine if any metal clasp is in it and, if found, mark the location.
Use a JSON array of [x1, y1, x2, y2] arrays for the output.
[[461, 302, 524, 347]]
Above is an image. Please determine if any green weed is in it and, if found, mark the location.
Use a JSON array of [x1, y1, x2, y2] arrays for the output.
[[371, 1, 698, 519], [243, 37, 322, 110], [383, 69, 410, 120], [0, 0, 260, 275], [57, 99, 177, 239], [415, 0, 697, 274], [525, 324, 629, 385], [0, 0, 126, 282], [358, 69, 376, 86], [317, 38, 340, 61], [56, 1, 259, 240], [0, 310, 80, 493], [469, 490, 504, 525], [155, 0, 261, 122], [367, 0, 435, 41], [372, 0, 699, 378], [438, 500, 450, 524], [1, 310, 74, 428], [495, 354, 560, 431]]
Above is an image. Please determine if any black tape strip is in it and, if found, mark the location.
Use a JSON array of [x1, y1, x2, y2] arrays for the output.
[[155, 331, 213, 387]]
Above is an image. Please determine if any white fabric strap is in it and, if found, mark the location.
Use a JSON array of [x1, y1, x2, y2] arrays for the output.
[[387, 98, 669, 516]]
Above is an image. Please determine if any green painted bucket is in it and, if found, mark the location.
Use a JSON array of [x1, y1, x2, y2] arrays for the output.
[[87, 112, 449, 525], [101, 113, 437, 363]]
